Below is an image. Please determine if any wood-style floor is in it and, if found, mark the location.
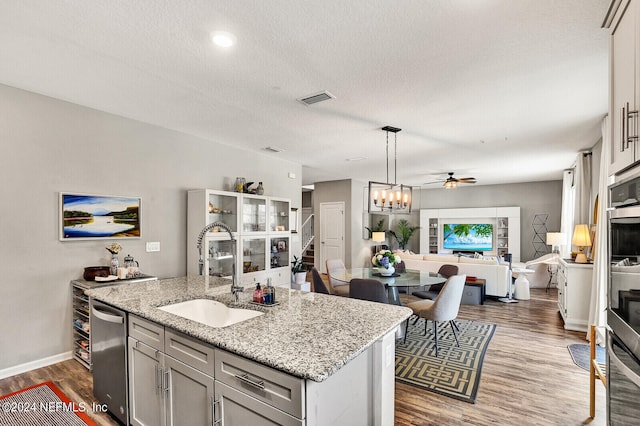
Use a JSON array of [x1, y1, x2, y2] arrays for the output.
[[0, 287, 605, 426]]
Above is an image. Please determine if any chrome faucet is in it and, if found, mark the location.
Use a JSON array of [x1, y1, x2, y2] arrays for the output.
[[196, 222, 243, 301]]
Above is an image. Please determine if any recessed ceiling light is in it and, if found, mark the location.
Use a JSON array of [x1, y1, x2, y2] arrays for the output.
[[211, 31, 236, 48], [346, 157, 366, 162]]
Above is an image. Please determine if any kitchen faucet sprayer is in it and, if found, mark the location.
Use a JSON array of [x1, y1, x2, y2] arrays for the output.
[[196, 222, 242, 301]]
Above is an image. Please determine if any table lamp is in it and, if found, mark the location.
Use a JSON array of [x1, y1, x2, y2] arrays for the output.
[[572, 224, 591, 263], [546, 232, 565, 254], [372, 231, 386, 253]]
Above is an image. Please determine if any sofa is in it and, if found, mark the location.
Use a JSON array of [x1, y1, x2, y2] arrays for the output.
[[394, 251, 510, 298]]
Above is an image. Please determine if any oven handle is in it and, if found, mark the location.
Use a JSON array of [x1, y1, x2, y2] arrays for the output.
[[608, 333, 640, 388]]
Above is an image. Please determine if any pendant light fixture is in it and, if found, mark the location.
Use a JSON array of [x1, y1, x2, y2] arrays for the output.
[[368, 126, 413, 214]]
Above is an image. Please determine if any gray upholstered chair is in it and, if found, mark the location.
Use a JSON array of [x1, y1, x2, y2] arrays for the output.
[[310, 267, 331, 294], [411, 264, 459, 300], [325, 258, 350, 297], [404, 274, 466, 356], [349, 278, 389, 303]]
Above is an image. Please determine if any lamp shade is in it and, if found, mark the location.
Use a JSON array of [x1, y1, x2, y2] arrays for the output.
[[372, 232, 386, 242], [546, 232, 565, 246], [572, 224, 592, 247]]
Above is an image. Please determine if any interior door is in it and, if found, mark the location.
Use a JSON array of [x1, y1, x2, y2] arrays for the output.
[[319, 202, 345, 273]]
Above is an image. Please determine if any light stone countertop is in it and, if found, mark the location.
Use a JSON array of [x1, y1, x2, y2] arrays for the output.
[[87, 275, 412, 382]]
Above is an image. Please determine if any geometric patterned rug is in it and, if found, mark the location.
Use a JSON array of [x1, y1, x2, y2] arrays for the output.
[[0, 381, 98, 425], [395, 319, 497, 404]]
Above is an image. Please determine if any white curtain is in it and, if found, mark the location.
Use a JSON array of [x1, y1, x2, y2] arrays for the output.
[[560, 170, 575, 258], [587, 116, 610, 344], [573, 152, 593, 225]]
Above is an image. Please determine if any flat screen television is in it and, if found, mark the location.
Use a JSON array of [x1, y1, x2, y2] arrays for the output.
[[443, 223, 493, 252]]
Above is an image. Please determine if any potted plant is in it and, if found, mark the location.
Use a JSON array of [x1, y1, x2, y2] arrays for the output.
[[291, 255, 307, 285], [371, 249, 400, 276], [388, 219, 419, 250]]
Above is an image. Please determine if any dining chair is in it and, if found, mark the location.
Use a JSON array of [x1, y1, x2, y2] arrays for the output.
[[349, 278, 389, 303], [310, 267, 331, 295], [325, 258, 350, 297], [411, 264, 459, 300], [404, 274, 466, 357]]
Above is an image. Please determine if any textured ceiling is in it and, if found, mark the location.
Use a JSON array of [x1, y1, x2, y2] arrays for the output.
[[0, 0, 609, 187]]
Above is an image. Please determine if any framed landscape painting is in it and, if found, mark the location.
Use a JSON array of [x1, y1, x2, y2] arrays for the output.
[[59, 193, 141, 240]]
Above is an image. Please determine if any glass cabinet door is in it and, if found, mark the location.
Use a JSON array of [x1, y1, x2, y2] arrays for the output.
[[241, 237, 266, 274], [269, 236, 290, 269], [206, 238, 235, 277], [207, 190, 239, 234], [242, 196, 267, 233], [269, 198, 290, 232]]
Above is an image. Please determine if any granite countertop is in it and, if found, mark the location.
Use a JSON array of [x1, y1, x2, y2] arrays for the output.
[[87, 276, 412, 382]]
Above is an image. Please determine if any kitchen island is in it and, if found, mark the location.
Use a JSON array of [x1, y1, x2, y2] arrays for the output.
[[88, 276, 411, 425]]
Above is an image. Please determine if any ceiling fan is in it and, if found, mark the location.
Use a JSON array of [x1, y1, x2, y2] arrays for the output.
[[423, 172, 477, 189]]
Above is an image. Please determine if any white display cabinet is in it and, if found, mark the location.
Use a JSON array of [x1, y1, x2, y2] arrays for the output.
[[188, 189, 291, 287], [241, 236, 267, 276], [242, 194, 267, 233], [204, 237, 236, 278], [269, 197, 291, 233]]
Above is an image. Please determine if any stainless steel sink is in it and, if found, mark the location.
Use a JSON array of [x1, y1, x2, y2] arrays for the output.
[[158, 299, 263, 327]]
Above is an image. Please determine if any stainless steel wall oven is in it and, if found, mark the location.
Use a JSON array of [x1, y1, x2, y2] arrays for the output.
[[608, 171, 640, 425]]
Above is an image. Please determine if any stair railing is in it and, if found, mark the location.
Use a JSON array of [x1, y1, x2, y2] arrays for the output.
[[301, 214, 314, 254]]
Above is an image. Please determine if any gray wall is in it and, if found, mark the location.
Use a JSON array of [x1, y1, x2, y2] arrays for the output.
[[313, 180, 352, 268], [0, 84, 302, 372], [418, 181, 563, 262]]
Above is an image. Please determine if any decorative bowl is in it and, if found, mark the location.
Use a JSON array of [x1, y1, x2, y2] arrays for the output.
[[83, 266, 111, 281]]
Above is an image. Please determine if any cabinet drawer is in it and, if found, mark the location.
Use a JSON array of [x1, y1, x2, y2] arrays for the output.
[[129, 315, 164, 350], [215, 380, 303, 425], [165, 329, 215, 376], [215, 349, 304, 419]]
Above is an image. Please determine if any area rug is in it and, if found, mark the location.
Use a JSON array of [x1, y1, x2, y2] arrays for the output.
[[0, 381, 98, 425], [396, 319, 496, 404], [568, 343, 606, 372]]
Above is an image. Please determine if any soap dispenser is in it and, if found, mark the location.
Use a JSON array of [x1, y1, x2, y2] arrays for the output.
[[266, 277, 276, 304], [253, 283, 263, 303], [263, 282, 272, 304]]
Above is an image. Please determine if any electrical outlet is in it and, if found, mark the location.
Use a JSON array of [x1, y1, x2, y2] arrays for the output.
[[146, 242, 160, 252]]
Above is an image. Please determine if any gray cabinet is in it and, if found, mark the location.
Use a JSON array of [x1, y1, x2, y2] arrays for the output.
[[214, 349, 305, 423], [607, 0, 640, 175], [128, 338, 163, 426], [128, 316, 215, 426], [215, 381, 303, 426], [164, 355, 214, 426]]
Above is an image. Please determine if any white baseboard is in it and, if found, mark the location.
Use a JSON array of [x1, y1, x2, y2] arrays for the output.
[[0, 351, 73, 380]]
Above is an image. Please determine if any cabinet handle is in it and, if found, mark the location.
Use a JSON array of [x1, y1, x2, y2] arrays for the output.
[[161, 369, 170, 394], [234, 373, 265, 390], [212, 396, 223, 425], [622, 105, 627, 152], [154, 365, 159, 395], [627, 102, 639, 148]]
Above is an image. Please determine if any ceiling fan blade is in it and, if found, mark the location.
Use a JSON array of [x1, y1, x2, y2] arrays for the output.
[[457, 177, 476, 183]]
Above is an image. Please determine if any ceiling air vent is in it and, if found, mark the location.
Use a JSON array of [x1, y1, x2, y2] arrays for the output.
[[263, 146, 283, 153], [297, 91, 335, 106]]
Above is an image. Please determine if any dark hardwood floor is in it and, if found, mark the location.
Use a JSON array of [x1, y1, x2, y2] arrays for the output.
[[0, 287, 605, 426]]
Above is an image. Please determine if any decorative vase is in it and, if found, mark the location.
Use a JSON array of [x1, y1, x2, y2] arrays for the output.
[[379, 265, 395, 276], [294, 271, 307, 285], [110, 254, 120, 275]]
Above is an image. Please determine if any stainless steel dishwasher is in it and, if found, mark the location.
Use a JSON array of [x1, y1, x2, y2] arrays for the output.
[[91, 299, 128, 425]]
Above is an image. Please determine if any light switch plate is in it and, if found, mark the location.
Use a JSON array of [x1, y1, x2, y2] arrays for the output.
[[146, 241, 160, 252]]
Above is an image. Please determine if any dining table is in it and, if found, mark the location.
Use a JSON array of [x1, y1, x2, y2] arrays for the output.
[[328, 267, 447, 305]]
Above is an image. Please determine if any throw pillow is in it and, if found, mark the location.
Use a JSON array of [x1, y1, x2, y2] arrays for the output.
[[473, 252, 483, 259]]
